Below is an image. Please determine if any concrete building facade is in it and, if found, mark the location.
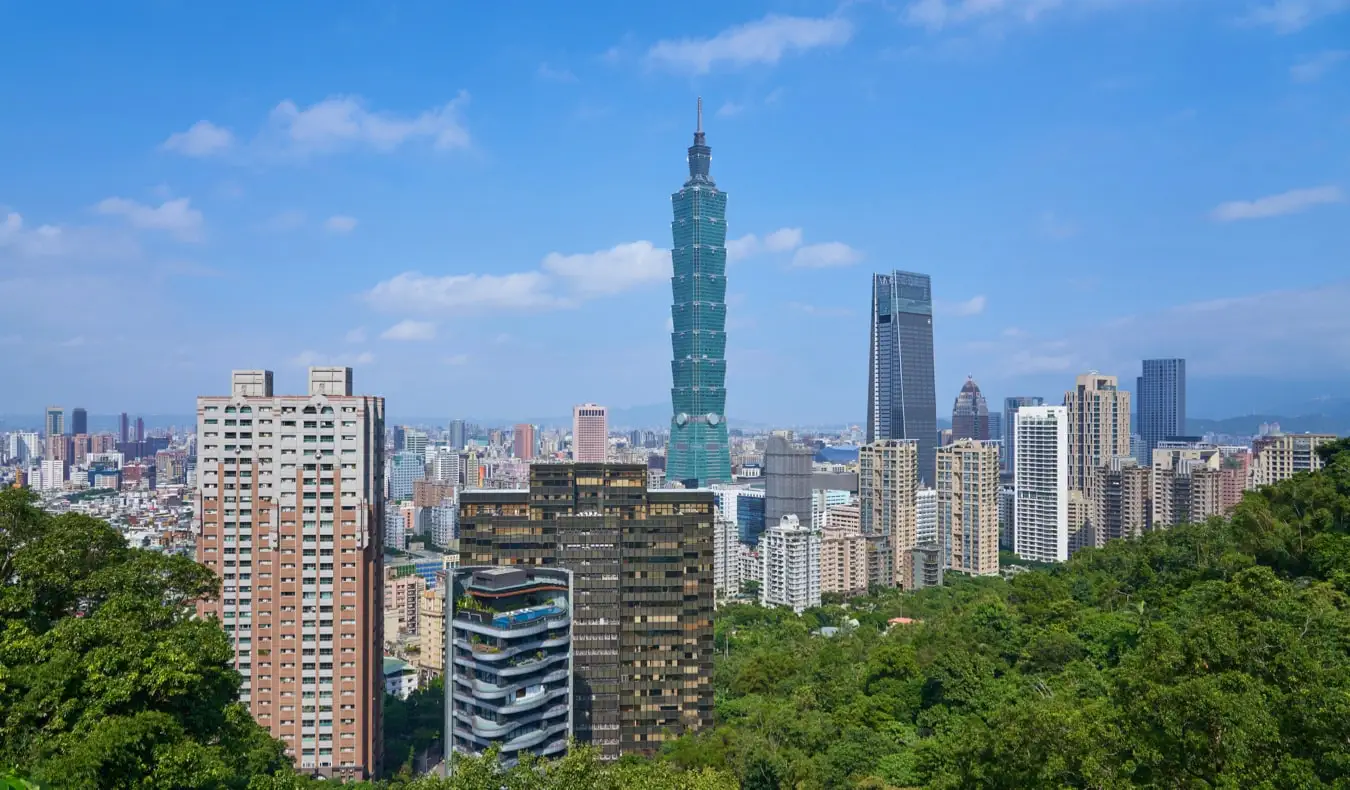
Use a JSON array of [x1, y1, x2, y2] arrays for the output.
[[859, 440, 919, 588], [571, 404, 608, 464], [1014, 405, 1069, 563], [759, 514, 821, 614], [1065, 373, 1131, 497], [936, 440, 1000, 576]]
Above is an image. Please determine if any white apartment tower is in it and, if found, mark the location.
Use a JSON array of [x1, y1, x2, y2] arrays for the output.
[[759, 514, 821, 614], [571, 403, 608, 463], [1014, 405, 1070, 563], [915, 487, 937, 545], [713, 515, 743, 602], [195, 368, 384, 779]]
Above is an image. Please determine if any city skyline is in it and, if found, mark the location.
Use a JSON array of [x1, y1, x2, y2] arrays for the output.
[[3, 2, 1348, 423]]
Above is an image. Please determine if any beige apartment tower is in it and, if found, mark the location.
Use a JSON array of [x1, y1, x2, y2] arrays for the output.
[[571, 403, 608, 463], [1091, 457, 1151, 546], [1152, 446, 1225, 528], [1064, 372, 1131, 496], [1248, 433, 1338, 489], [195, 368, 384, 779], [820, 504, 868, 597], [936, 440, 1000, 576], [859, 440, 919, 588]]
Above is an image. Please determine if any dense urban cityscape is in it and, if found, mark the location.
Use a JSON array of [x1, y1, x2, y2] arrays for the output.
[[4, 2, 1349, 788]]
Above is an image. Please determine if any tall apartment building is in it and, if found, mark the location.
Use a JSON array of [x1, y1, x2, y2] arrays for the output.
[[416, 585, 446, 677], [950, 377, 991, 441], [765, 435, 813, 531], [195, 367, 384, 778], [915, 487, 937, 544], [384, 566, 426, 644], [1091, 457, 1151, 545], [457, 464, 713, 757], [936, 440, 1000, 576], [1014, 405, 1069, 563], [1002, 396, 1045, 474], [905, 543, 944, 590], [1068, 490, 1092, 556], [571, 404, 608, 463], [427, 446, 460, 485], [859, 440, 919, 588], [513, 423, 536, 460], [1248, 433, 1339, 489], [867, 271, 939, 486], [820, 504, 867, 597], [713, 514, 742, 601], [1152, 446, 1225, 528], [810, 487, 852, 530], [759, 514, 821, 614], [1137, 358, 1186, 462], [1065, 373, 1131, 496], [998, 485, 1015, 550]]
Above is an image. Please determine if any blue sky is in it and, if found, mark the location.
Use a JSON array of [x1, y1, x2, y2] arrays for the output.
[[2, 0, 1348, 425]]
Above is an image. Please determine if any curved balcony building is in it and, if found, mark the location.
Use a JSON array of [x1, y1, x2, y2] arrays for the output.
[[446, 566, 572, 767]]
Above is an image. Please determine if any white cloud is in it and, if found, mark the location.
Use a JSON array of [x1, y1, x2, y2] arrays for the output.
[[1240, 0, 1350, 33], [0, 210, 140, 260], [541, 241, 669, 297], [727, 227, 803, 262], [791, 241, 863, 268], [380, 319, 437, 341], [903, 0, 1145, 32], [537, 63, 577, 82], [345, 327, 367, 343], [325, 215, 358, 234], [267, 92, 471, 155], [95, 197, 204, 241], [717, 101, 745, 117], [938, 295, 988, 317], [368, 271, 562, 313], [1290, 50, 1349, 82], [291, 350, 375, 367], [647, 14, 853, 74], [1210, 186, 1344, 222], [162, 121, 235, 157]]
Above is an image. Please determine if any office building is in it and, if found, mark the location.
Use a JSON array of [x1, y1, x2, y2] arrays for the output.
[[119, 412, 130, 444], [988, 412, 1002, 451], [713, 487, 766, 546], [1137, 358, 1187, 462], [195, 367, 384, 778], [1249, 433, 1339, 488], [403, 428, 428, 458], [867, 270, 938, 486], [1065, 373, 1131, 496], [387, 450, 425, 502], [571, 404, 608, 463], [821, 504, 868, 597], [667, 100, 733, 488], [70, 407, 87, 436], [447, 567, 572, 767], [950, 377, 991, 441], [916, 487, 937, 544], [7, 432, 40, 465], [759, 515, 821, 614], [513, 423, 536, 461], [859, 440, 919, 588], [765, 435, 813, 533], [1014, 405, 1070, 563], [713, 514, 742, 601], [44, 406, 64, 438], [936, 440, 1000, 576], [1002, 396, 1045, 474], [135, 417, 145, 442], [458, 464, 713, 757], [1091, 457, 1151, 545], [448, 420, 467, 451]]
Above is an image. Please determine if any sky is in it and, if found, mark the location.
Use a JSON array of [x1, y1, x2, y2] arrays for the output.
[[1, 0, 1348, 426]]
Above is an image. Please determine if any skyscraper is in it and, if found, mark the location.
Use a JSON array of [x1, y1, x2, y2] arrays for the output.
[[1002, 396, 1045, 474], [1137, 358, 1187, 461], [44, 406, 64, 437], [1014, 405, 1069, 563], [867, 271, 938, 486], [70, 407, 87, 436], [513, 423, 536, 460], [135, 417, 145, 442], [458, 464, 714, 757], [571, 403, 608, 463], [764, 434, 813, 535], [950, 377, 990, 441], [667, 99, 732, 488], [1065, 373, 1131, 495], [119, 412, 130, 444], [448, 419, 467, 451], [195, 368, 385, 778]]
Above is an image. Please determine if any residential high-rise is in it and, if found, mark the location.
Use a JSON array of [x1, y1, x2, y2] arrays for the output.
[[44, 406, 64, 437], [70, 407, 87, 436], [571, 403, 608, 463], [950, 377, 991, 441], [810, 487, 852, 530], [859, 440, 919, 588], [1248, 433, 1338, 488], [915, 487, 937, 544], [1152, 445, 1225, 528], [1002, 396, 1044, 474], [998, 485, 1015, 550], [820, 504, 868, 597], [759, 515, 821, 614], [195, 368, 385, 778], [457, 464, 713, 757], [1137, 358, 1187, 462], [416, 586, 445, 677], [446, 567, 573, 767], [426, 447, 460, 486], [1014, 405, 1069, 563], [667, 99, 732, 488], [1065, 372, 1131, 496], [513, 423, 536, 460], [936, 440, 1000, 576], [119, 412, 130, 444], [765, 435, 813, 533], [713, 514, 742, 601], [1091, 457, 1151, 545], [867, 271, 938, 486], [905, 543, 944, 590]]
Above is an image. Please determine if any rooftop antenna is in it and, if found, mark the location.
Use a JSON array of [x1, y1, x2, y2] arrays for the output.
[[697, 96, 703, 134]]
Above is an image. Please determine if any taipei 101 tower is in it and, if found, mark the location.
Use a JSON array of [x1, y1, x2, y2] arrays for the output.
[[666, 98, 732, 487]]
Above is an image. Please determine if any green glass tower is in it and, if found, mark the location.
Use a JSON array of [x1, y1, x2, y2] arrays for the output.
[[667, 99, 732, 487]]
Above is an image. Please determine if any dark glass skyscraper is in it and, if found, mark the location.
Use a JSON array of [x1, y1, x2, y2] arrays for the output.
[[867, 271, 938, 486], [1138, 358, 1187, 461], [667, 99, 731, 486]]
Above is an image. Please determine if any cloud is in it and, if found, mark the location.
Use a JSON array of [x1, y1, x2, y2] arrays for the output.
[[903, 0, 1146, 32], [1038, 211, 1077, 240], [0, 210, 141, 261], [788, 302, 854, 317], [162, 121, 235, 157], [380, 319, 437, 341], [325, 215, 358, 234], [938, 295, 988, 317], [1290, 50, 1349, 82], [541, 241, 669, 298], [345, 327, 367, 343], [1240, 0, 1350, 33], [443, 353, 470, 366], [537, 63, 577, 82], [291, 350, 375, 367], [727, 227, 804, 262], [647, 14, 853, 74], [368, 271, 563, 313], [95, 197, 204, 241], [791, 241, 863, 268], [245, 93, 472, 157], [1210, 186, 1344, 222], [717, 101, 745, 117]]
